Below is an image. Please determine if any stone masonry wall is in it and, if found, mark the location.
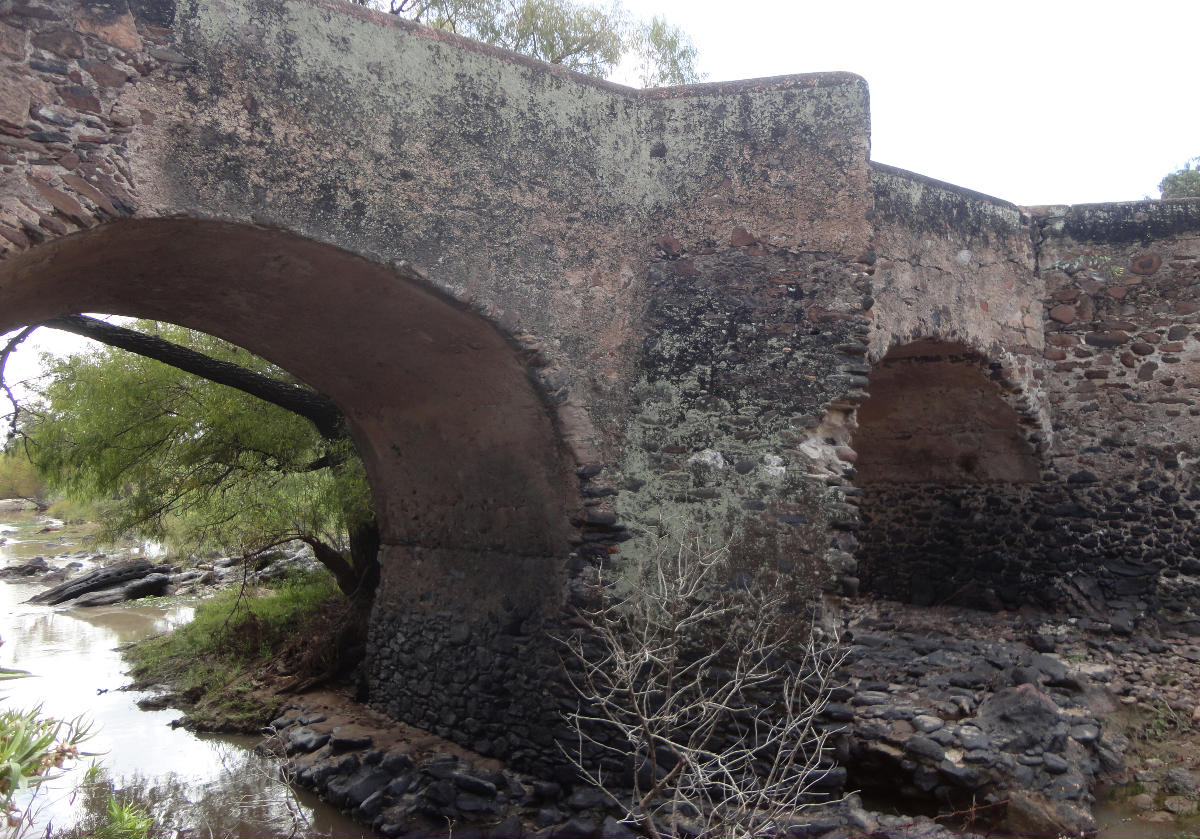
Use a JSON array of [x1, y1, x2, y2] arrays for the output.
[[853, 198, 1200, 628], [1033, 200, 1200, 633], [8, 0, 1200, 792], [850, 167, 1052, 611], [0, 0, 887, 775], [613, 233, 873, 603]]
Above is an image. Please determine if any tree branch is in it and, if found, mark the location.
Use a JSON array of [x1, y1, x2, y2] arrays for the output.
[[1, 326, 38, 440], [39, 315, 347, 441]]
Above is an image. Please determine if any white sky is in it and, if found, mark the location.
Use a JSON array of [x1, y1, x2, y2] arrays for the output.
[[4, 0, 1195, 425], [616, 0, 1198, 206]]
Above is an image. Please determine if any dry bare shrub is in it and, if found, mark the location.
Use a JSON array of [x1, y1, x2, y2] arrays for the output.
[[560, 525, 847, 839]]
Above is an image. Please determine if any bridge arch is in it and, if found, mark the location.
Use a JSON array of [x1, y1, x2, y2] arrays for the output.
[[0, 217, 586, 763], [850, 338, 1048, 609]]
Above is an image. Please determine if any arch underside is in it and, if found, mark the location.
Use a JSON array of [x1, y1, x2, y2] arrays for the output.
[[0, 217, 577, 562], [853, 340, 1047, 609]]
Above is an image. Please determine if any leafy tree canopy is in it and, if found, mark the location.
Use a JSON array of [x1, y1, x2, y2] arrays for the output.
[[1160, 157, 1200, 199], [377, 0, 702, 86], [14, 322, 375, 596]]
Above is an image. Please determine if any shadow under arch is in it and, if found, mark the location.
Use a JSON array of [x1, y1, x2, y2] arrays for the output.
[[0, 217, 584, 760], [851, 339, 1047, 610]]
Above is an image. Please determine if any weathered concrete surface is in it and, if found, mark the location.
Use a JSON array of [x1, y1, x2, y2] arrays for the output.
[[2, 0, 1200, 777]]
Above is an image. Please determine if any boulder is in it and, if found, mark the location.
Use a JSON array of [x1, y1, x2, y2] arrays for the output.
[[28, 559, 167, 605], [0, 557, 52, 578], [72, 573, 171, 606], [975, 684, 1064, 753], [1004, 791, 1095, 838]]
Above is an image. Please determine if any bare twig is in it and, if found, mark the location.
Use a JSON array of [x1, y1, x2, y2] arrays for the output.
[[559, 525, 848, 839], [0, 326, 38, 441]]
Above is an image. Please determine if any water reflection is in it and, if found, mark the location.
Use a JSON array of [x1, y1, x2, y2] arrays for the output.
[[57, 746, 359, 839], [1, 506, 371, 839]]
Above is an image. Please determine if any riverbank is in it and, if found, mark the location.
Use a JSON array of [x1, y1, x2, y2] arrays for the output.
[[112, 559, 1200, 839], [125, 568, 365, 733], [142, 595, 1200, 839], [0, 499, 373, 838], [7, 495, 1195, 838]]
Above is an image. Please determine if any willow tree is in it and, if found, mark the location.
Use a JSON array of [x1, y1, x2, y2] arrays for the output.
[[10, 320, 378, 599]]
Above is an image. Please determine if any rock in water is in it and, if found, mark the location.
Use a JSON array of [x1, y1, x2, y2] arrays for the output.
[[1005, 790, 1096, 838], [27, 559, 164, 605], [72, 573, 172, 606]]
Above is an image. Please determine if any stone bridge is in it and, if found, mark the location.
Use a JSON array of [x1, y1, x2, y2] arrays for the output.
[[2, 0, 1200, 771]]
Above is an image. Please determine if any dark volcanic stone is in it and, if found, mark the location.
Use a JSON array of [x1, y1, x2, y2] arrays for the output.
[[1043, 753, 1069, 774], [453, 772, 498, 798], [552, 817, 598, 837], [487, 814, 526, 838], [287, 727, 330, 754], [905, 735, 946, 763], [381, 751, 414, 773], [455, 792, 497, 813], [600, 816, 636, 838], [331, 733, 373, 752], [331, 768, 391, 809], [976, 685, 1062, 753], [566, 786, 608, 810], [937, 758, 982, 788]]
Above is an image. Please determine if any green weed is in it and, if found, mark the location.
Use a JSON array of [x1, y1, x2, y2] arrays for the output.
[[125, 570, 340, 731], [91, 799, 154, 839]]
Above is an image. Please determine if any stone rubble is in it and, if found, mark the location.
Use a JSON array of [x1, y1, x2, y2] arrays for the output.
[[261, 697, 981, 839], [252, 594, 1200, 839]]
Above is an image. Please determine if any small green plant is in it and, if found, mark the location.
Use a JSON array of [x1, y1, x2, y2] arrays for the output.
[[1050, 251, 1125, 281], [89, 799, 154, 839], [1143, 701, 1191, 742], [0, 704, 93, 836]]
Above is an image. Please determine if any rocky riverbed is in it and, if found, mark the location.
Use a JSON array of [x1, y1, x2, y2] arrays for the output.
[[244, 598, 1200, 839], [7, 499, 1197, 838]]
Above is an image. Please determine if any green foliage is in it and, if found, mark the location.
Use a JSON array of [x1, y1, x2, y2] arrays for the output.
[[626, 14, 700, 88], [126, 570, 340, 730], [386, 0, 702, 85], [50, 769, 157, 839], [129, 571, 339, 674], [18, 323, 371, 567], [0, 698, 93, 835], [89, 800, 154, 839], [0, 450, 47, 509], [1137, 700, 1192, 743], [43, 496, 100, 525], [1160, 157, 1200, 199]]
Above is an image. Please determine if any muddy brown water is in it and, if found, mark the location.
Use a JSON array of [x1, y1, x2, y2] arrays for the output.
[[0, 503, 372, 838]]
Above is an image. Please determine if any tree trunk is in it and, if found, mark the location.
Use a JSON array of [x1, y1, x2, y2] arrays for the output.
[[348, 519, 381, 602], [300, 520, 380, 601], [300, 537, 363, 599], [40, 315, 345, 440], [29, 315, 384, 602]]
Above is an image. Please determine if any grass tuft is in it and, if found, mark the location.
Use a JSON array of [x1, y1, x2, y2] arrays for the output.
[[126, 569, 341, 731]]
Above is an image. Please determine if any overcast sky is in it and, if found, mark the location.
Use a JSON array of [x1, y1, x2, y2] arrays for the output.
[[616, 0, 1197, 207]]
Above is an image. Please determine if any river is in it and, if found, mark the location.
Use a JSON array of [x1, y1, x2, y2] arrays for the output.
[[0, 502, 372, 839]]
